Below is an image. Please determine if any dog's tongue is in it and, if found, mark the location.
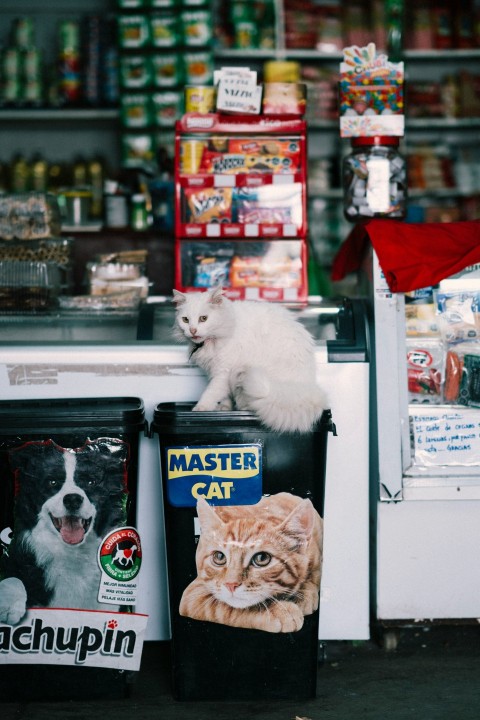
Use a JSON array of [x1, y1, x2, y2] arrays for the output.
[[60, 517, 85, 545]]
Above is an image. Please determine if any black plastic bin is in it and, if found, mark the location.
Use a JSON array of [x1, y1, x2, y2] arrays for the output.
[[152, 401, 335, 702], [0, 397, 146, 701]]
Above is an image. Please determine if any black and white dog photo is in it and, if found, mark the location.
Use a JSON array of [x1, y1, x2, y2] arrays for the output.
[[0, 438, 130, 625]]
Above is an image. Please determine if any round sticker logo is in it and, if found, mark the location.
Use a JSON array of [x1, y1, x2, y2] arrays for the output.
[[98, 527, 142, 582]]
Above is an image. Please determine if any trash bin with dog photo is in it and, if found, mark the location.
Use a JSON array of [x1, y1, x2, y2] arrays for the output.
[[0, 396, 148, 701], [152, 401, 335, 701]]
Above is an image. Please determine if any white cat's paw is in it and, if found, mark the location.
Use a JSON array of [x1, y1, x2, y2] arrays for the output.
[[217, 397, 233, 411], [192, 402, 212, 411], [0, 577, 28, 625]]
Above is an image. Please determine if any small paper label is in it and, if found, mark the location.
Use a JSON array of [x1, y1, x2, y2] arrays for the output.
[[366, 157, 390, 212], [97, 527, 142, 605]]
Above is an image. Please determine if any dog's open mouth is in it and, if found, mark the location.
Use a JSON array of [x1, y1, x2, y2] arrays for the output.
[[50, 515, 92, 545]]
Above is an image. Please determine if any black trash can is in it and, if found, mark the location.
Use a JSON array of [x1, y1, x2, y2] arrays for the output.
[[0, 397, 147, 701], [152, 401, 335, 702]]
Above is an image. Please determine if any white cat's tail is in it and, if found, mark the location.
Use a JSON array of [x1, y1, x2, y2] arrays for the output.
[[232, 367, 327, 434]]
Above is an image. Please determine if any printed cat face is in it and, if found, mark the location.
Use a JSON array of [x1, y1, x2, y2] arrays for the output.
[[194, 496, 318, 610], [172, 286, 230, 344]]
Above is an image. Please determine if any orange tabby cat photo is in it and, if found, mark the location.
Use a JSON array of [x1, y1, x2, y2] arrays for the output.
[[179, 492, 323, 633]]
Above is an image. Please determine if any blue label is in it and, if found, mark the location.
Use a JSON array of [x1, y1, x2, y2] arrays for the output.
[[165, 443, 263, 507]]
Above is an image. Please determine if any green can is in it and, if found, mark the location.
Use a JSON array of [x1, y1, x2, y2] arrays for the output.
[[130, 193, 149, 231], [11, 17, 35, 49], [2, 48, 22, 79], [23, 47, 42, 81], [58, 20, 80, 53]]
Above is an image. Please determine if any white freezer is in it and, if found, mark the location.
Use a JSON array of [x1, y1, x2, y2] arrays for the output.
[[0, 299, 370, 641], [371, 250, 480, 622]]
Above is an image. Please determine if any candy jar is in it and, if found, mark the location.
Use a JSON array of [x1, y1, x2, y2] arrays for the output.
[[342, 136, 407, 221]]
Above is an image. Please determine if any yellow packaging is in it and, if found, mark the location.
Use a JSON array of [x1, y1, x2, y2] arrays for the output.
[[184, 85, 217, 113], [180, 140, 207, 174], [263, 61, 301, 83]]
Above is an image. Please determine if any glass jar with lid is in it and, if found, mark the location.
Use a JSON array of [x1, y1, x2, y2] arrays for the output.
[[342, 136, 407, 221]]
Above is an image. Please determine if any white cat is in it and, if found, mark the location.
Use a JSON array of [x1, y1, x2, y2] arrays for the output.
[[172, 286, 327, 433]]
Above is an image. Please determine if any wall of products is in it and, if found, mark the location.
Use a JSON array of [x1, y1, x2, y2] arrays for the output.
[[0, 0, 478, 298]]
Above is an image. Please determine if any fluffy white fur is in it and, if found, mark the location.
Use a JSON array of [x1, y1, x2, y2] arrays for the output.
[[172, 286, 327, 433]]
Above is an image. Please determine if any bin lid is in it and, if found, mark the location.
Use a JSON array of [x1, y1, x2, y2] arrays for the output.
[[0, 397, 145, 431], [151, 402, 334, 435]]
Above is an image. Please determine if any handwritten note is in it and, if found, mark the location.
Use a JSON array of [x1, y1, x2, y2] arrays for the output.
[[411, 408, 480, 466]]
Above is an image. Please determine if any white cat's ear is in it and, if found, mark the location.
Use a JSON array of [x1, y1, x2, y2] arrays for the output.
[[172, 289, 186, 306], [209, 285, 224, 306]]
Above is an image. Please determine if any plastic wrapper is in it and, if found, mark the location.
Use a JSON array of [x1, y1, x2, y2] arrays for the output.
[[443, 343, 480, 407], [0, 260, 61, 311], [87, 257, 150, 297], [436, 290, 480, 343], [405, 287, 440, 337], [0, 193, 62, 241], [406, 338, 444, 404], [58, 289, 143, 313]]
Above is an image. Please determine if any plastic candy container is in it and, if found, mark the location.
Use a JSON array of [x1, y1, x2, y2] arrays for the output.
[[342, 136, 406, 221]]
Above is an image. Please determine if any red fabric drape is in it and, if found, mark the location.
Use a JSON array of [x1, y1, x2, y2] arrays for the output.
[[331, 219, 480, 292]]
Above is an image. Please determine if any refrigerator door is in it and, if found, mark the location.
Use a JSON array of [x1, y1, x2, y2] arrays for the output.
[[371, 250, 480, 621]]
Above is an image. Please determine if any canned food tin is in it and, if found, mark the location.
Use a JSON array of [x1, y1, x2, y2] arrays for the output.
[[183, 51, 213, 85], [152, 91, 183, 126], [58, 20, 80, 53], [181, 10, 212, 46], [151, 54, 182, 87], [11, 17, 35, 49], [3, 77, 21, 104], [2, 48, 22, 79], [180, 139, 207, 174], [117, 14, 151, 49], [23, 48, 42, 81], [120, 55, 152, 89], [120, 93, 152, 128], [184, 85, 216, 113], [150, 13, 178, 48], [130, 193, 149, 231]]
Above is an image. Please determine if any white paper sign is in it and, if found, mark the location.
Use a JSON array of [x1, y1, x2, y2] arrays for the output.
[[411, 408, 480, 466]]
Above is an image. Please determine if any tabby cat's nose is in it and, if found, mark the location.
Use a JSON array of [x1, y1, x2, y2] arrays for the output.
[[225, 582, 240, 594]]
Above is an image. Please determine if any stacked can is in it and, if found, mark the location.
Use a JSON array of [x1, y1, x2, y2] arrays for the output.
[[1, 17, 43, 106], [117, 0, 214, 171], [58, 20, 82, 105]]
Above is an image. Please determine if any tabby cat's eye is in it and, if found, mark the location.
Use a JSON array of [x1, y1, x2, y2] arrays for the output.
[[212, 551, 226, 566], [251, 552, 272, 567], [199, 315, 207, 322]]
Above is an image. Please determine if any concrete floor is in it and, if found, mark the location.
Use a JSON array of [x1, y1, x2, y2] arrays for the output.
[[2, 624, 480, 719]]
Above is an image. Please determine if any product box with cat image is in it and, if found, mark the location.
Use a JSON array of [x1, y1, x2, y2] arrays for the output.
[[152, 401, 335, 701]]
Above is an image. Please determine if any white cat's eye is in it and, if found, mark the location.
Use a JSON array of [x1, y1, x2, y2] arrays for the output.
[[181, 317, 189, 323], [211, 551, 226, 566], [251, 552, 271, 567], [199, 315, 207, 322]]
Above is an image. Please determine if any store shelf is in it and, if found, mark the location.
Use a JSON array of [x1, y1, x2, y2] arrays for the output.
[[216, 48, 480, 63], [408, 188, 480, 199], [404, 49, 480, 61], [215, 48, 342, 62], [0, 109, 119, 121], [406, 117, 480, 130], [307, 117, 480, 132]]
